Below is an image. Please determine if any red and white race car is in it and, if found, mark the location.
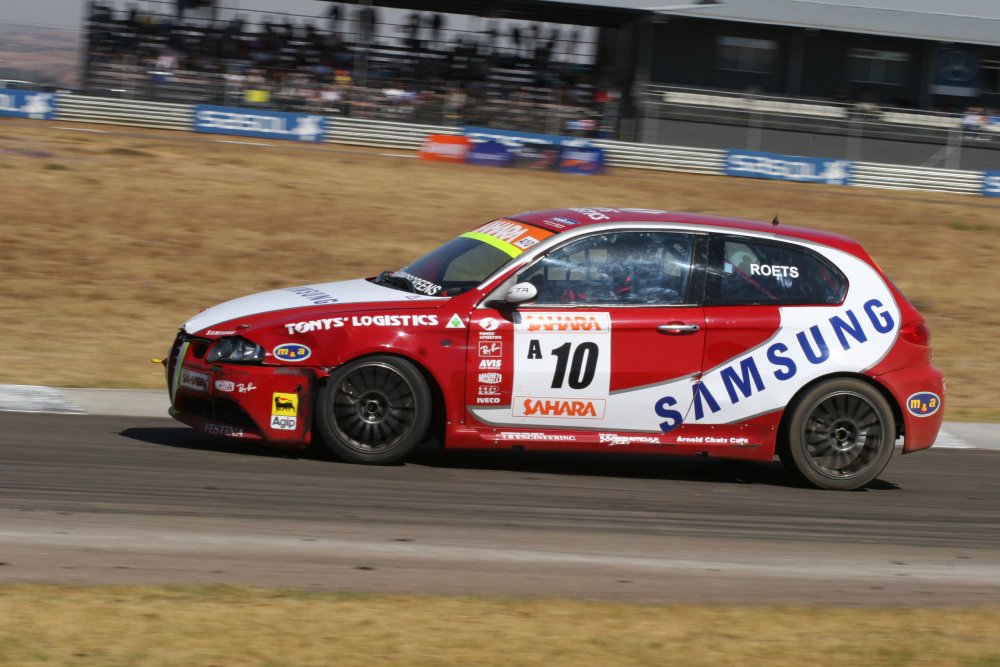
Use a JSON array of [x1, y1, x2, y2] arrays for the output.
[[166, 208, 944, 489]]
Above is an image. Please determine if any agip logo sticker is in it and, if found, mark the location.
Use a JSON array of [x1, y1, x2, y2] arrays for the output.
[[273, 343, 311, 361], [906, 392, 941, 418], [271, 392, 298, 430]]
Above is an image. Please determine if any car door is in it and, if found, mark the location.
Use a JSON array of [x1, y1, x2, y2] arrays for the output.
[[466, 229, 708, 441]]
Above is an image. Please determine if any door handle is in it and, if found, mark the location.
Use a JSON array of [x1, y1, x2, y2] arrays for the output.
[[657, 323, 701, 334]]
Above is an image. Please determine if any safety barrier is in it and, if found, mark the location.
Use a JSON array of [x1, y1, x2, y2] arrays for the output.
[[56, 94, 192, 131], [11, 92, 992, 197], [850, 163, 983, 195]]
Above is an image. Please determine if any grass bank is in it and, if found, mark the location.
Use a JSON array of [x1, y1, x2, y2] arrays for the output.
[[1, 585, 999, 666]]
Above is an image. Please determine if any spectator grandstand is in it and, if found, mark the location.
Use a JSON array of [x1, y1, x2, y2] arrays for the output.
[[82, 0, 617, 137]]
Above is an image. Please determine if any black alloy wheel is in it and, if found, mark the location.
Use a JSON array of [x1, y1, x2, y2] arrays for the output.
[[779, 378, 896, 490], [316, 355, 431, 464]]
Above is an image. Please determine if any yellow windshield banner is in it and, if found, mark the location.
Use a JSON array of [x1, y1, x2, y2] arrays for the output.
[[461, 219, 553, 257]]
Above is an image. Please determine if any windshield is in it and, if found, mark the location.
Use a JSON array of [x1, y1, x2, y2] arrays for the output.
[[384, 219, 554, 297]]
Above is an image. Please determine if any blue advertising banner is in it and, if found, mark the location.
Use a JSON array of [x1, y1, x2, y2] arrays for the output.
[[0, 89, 57, 120], [466, 140, 512, 167], [462, 126, 591, 149], [557, 146, 606, 175], [983, 171, 1000, 197], [725, 149, 852, 185], [931, 47, 980, 98], [193, 105, 325, 142]]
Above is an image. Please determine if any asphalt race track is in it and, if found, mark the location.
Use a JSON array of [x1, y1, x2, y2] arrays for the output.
[[1, 412, 999, 606]]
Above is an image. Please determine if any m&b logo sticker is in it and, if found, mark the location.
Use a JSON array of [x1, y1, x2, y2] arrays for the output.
[[906, 392, 940, 418]]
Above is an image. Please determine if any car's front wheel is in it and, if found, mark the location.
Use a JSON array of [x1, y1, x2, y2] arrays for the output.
[[779, 378, 896, 490], [316, 356, 431, 464]]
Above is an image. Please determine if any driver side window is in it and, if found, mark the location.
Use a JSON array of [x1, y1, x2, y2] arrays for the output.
[[517, 231, 694, 306]]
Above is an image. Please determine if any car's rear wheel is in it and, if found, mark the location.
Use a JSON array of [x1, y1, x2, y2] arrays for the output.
[[316, 356, 431, 464], [779, 378, 896, 490]]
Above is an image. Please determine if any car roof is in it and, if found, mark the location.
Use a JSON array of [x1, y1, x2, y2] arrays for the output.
[[510, 208, 865, 255]]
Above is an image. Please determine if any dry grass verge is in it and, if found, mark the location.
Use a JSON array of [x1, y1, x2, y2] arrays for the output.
[[1, 119, 998, 420], [1, 585, 999, 666]]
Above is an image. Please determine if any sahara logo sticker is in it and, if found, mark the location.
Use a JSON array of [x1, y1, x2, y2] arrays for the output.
[[273, 343, 311, 361], [514, 397, 606, 419], [214, 380, 235, 393], [519, 312, 610, 333], [906, 392, 941, 417], [271, 392, 298, 430]]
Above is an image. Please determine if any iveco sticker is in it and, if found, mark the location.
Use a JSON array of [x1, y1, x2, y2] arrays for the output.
[[906, 392, 941, 417], [273, 343, 311, 361]]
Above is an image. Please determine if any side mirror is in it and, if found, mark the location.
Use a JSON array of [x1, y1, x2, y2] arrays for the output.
[[504, 282, 538, 305]]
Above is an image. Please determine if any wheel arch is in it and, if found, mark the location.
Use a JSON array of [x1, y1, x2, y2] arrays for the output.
[[313, 351, 448, 446], [777, 372, 904, 446]]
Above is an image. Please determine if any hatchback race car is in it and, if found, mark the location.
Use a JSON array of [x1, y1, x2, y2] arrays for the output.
[[166, 208, 944, 490]]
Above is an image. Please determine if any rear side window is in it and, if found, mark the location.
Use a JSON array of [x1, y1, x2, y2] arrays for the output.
[[705, 236, 847, 306]]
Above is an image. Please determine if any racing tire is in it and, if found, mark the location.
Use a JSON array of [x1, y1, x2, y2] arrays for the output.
[[778, 378, 896, 490], [316, 356, 432, 464]]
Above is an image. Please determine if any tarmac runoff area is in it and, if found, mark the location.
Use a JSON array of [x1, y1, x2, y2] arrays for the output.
[[0, 384, 997, 451]]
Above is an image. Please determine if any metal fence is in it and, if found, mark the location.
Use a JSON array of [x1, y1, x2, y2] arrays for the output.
[[44, 93, 992, 196]]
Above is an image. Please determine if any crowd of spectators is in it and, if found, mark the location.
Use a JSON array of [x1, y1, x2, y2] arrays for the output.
[[84, 1, 617, 137]]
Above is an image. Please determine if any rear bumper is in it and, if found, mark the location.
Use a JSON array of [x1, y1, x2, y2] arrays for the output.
[[875, 363, 945, 453]]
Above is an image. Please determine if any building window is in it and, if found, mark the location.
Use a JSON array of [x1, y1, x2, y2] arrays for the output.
[[982, 60, 1000, 93], [717, 37, 777, 74], [848, 49, 909, 85]]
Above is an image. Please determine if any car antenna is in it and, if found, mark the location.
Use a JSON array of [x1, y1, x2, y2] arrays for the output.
[[771, 214, 780, 226]]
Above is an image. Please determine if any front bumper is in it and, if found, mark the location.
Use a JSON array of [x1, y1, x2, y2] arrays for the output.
[[166, 334, 316, 448]]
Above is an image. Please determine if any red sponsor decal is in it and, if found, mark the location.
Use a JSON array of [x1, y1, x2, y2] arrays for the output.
[[515, 397, 606, 418], [523, 313, 607, 333], [419, 134, 471, 163]]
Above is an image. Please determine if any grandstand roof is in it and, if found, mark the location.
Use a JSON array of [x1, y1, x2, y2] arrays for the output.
[[530, 0, 1000, 47]]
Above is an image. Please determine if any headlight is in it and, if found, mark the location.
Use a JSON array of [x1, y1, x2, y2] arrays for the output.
[[206, 337, 264, 364]]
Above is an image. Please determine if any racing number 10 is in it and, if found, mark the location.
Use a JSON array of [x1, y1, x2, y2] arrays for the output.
[[550, 342, 598, 389]]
